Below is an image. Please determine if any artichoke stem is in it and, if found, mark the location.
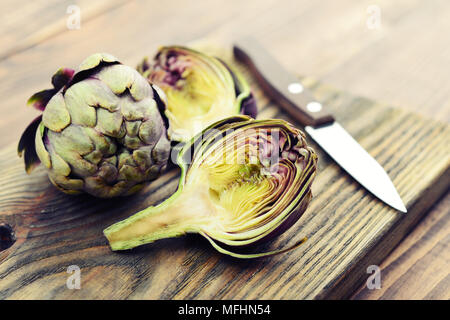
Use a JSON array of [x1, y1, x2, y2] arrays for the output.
[[104, 186, 214, 251]]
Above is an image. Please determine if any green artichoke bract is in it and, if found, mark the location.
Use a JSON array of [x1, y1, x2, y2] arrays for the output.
[[104, 116, 317, 258], [137, 46, 257, 142], [18, 53, 170, 198]]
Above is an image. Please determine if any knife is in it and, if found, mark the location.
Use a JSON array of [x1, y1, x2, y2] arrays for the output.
[[233, 38, 407, 213]]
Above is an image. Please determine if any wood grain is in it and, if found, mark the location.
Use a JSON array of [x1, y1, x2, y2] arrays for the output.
[[1, 0, 450, 148], [0, 0, 449, 300], [0, 0, 128, 60], [0, 47, 448, 299], [352, 193, 450, 300]]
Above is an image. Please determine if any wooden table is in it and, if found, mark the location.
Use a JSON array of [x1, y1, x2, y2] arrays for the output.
[[0, 0, 448, 299]]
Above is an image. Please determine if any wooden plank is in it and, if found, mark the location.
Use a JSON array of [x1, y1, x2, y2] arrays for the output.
[[352, 193, 450, 300], [1, 0, 449, 145], [0, 47, 448, 298], [0, 0, 281, 148], [197, 0, 450, 121], [319, 0, 450, 123], [0, 0, 449, 300], [0, 0, 128, 60]]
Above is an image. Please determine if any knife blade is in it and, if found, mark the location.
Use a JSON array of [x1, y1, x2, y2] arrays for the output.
[[233, 38, 407, 213]]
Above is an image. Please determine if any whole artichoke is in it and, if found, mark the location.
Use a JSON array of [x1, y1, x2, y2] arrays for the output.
[[18, 53, 170, 198], [104, 116, 318, 258], [137, 46, 257, 142]]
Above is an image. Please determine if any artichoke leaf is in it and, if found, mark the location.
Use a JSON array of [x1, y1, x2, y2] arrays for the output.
[[18, 116, 43, 173], [27, 68, 74, 111]]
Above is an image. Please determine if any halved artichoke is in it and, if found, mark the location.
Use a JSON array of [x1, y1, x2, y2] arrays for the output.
[[18, 53, 170, 198], [104, 116, 317, 258], [137, 46, 257, 142]]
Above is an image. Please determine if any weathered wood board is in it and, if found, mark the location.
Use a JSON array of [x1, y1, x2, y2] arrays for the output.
[[0, 47, 449, 300]]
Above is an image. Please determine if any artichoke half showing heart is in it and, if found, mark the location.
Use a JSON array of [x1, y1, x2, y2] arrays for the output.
[[18, 53, 170, 198], [137, 46, 257, 142], [104, 116, 317, 258]]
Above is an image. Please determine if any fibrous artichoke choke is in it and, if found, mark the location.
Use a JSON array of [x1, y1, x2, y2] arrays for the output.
[[18, 53, 170, 198], [104, 116, 317, 258], [137, 46, 257, 142]]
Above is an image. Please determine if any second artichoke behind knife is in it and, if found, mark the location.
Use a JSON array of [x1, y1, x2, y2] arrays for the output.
[[137, 46, 257, 142]]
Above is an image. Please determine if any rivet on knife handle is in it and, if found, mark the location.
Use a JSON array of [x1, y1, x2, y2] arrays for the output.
[[233, 39, 334, 127]]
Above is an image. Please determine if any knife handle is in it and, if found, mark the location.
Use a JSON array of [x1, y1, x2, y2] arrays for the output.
[[233, 38, 334, 127]]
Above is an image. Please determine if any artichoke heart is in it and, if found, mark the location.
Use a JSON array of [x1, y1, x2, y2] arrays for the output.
[[137, 46, 257, 142], [18, 53, 170, 198], [104, 116, 318, 258]]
